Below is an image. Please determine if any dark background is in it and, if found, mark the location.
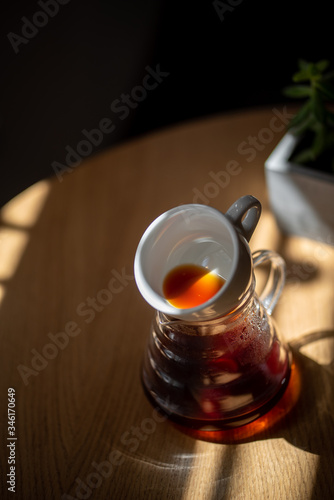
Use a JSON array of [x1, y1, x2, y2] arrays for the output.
[[0, 0, 332, 206]]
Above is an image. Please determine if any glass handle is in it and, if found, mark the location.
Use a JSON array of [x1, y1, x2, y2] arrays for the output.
[[252, 249, 286, 315]]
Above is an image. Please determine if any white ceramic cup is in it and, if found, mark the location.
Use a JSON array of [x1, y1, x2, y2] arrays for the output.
[[134, 195, 262, 321]]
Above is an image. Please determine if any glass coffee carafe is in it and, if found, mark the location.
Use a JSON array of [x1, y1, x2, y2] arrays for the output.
[[134, 196, 291, 430]]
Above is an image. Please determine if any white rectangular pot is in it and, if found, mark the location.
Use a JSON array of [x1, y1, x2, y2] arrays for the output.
[[265, 132, 334, 246]]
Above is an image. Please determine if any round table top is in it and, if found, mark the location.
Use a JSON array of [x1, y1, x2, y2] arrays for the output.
[[1, 107, 334, 499]]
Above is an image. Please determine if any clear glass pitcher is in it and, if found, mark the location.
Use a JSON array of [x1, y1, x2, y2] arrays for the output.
[[134, 196, 291, 430]]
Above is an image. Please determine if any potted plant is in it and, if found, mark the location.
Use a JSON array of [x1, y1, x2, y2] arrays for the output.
[[265, 59, 334, 245]]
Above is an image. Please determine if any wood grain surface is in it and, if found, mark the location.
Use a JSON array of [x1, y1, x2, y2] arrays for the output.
[[1, 108, 334, 500]]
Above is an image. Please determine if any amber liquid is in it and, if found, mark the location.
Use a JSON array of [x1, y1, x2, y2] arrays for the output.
[[163, 264, 226, 309]]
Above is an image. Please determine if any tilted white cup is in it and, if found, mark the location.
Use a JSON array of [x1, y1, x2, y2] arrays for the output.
[[134, 195, 262, 321]]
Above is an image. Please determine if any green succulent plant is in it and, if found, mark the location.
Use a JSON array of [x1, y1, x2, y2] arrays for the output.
[[283, 59, 334, 170]]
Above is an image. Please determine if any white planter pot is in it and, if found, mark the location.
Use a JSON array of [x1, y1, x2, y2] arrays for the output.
[[265, 132, 334, 246]]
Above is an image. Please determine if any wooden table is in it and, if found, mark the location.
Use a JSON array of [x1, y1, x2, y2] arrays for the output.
[[1, 108, 334, 500]]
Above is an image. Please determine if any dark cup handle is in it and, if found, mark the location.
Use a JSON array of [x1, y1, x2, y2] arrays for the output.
[[225, 195, 262, 242]]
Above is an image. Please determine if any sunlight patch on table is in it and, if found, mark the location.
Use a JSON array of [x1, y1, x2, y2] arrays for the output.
[[250, 209, 282, 253], [0, 180, 51, 309], [0, 284, 5, 307], [0, 228, 29, 281], [181, 441, 238, 500], [1, 180, 50, 228]]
